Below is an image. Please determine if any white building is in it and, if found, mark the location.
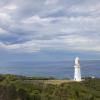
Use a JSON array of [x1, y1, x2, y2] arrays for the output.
[[74, 57, 81, 81]]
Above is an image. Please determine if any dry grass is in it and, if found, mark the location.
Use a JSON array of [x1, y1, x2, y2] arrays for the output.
[[44, 80, 74, 85]]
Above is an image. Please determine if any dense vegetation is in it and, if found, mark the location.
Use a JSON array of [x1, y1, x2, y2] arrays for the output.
[[0, 74, 100, 100]]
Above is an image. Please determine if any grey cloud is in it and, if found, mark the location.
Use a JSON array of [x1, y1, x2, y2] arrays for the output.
[[0, 0, 100, 52]]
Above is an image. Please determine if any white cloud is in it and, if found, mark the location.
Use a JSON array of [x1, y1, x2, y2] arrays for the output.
[[0, 0, 100, 53], [22, 15, 56, 25], [45, 0, 58, 5], [0, 41, 40, 52], [0, 12, 10, 19], [3, 4, 18, 10], [69, 0, 100, 15], [0, 33, 100, 52]]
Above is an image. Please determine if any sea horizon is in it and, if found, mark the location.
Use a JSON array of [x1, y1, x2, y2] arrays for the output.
[[0, 60, 100, 79]]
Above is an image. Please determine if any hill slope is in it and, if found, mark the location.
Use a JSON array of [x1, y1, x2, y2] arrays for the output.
[[0, 74, 100, 100]]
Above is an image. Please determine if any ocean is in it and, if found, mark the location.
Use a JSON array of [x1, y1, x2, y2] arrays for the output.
[[0, 60, 100, 79]]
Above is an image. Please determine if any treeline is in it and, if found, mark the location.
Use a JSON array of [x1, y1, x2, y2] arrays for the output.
[[0, 74, 100, 100]]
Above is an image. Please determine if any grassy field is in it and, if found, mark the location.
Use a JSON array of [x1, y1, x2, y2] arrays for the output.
[[0, 74, 100, 100], [44, 80, 74, 85]]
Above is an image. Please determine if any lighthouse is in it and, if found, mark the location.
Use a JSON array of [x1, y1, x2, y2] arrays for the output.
[[74, 57, 81, 81]]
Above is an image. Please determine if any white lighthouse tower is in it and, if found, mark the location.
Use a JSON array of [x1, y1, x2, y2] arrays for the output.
[[74, 57, 81, 81]]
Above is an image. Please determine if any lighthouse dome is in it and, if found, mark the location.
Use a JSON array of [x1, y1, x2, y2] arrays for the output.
[[75, 57, 80, 65]]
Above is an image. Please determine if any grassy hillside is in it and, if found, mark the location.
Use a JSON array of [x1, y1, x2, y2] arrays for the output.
[[0, 74, 100, 100]]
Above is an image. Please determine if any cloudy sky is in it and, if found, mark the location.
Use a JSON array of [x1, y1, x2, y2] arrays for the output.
[[0, 0, 100, 61]]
